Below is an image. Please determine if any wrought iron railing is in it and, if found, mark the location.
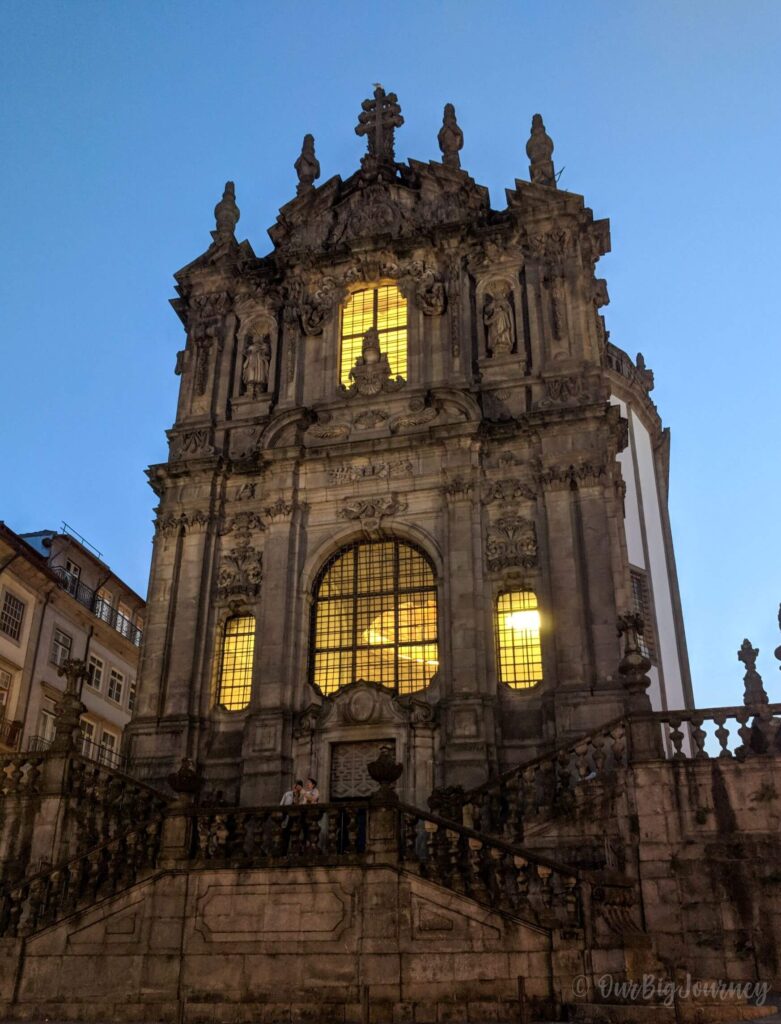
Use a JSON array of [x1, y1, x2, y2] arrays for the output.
[[26, 734, 128, 773], [50, 566, 143, 647]]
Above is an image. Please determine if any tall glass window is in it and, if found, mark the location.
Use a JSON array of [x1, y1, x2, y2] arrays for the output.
[[495, 590, 543, 689], [311, 540, 438, 696], [340, 284, 407, 386], [216, 616, 255, 711]]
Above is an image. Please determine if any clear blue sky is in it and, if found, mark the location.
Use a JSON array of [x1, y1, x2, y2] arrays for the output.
[[1, 1, 779, 707]]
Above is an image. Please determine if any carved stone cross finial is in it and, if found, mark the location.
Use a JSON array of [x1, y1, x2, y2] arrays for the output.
[[738, 638, 769, 707], [294, 134, 320, 196], [213, 181, 240, 241], [355, 84, 404, 174], [526, 113, 556, 188], [438, 103, 463, 169]]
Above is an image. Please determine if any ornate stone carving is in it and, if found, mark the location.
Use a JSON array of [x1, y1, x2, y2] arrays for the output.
[[327, 459, 414, 485], [353, 408, 390, 430], [482, 290, 514, 356], [262, 498, 297, 522], [538, 375, 601, 409], [183, 510, 213, 534], [344, 251, 401, 285], [217, 543, 263, 598], [405, 260, 446, 315], [389, 396, 438, 433], [169, 429, 216, 460], [538, 462, 607, 490], [438, 103, 463, 169], [343, 184, 406, 240], [344, 327, 405, 397], [306, 412, 350, 440], [526, 114, 556, 187], [442, 475, 474, 500], [355, 84, 404, 176], [486, 515, 538, 571], [235, 482, 257, 502], [338, 494, 408, 534], [221, 510, 265, 537], [286, 276, 339, 337], [635, 353, 654, 392], [294, 133, 320, 195], [241, 334, 271, 396], [483, 479, 536, 504]]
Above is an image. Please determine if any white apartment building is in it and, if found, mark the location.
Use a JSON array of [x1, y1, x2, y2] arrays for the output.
[[0, 522, 145, 766]]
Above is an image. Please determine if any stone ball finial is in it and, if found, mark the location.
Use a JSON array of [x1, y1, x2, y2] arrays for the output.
[[294, 134, 321, 196], [526, 113, 557, 188], [214, 181, 240, 240], [438, 102, 464, 170]]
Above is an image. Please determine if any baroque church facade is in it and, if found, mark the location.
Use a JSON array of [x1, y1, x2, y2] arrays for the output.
[[127, 87, 692, 806]]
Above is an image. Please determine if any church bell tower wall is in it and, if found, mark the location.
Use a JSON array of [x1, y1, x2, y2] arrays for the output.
[[125, 92, 692, 801]]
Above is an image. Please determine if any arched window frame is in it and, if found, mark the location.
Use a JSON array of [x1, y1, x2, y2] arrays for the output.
[[212, 611, 256, 712], [338, 281, 409, 387], [309, 538, 439, 697], [493, 588, 544, 690]]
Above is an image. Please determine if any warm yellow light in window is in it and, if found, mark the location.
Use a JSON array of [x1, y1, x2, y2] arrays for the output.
[[312, 540, 438, 695], [217, 615, 255, 711], [504, 609, 541, 632], [495, 591, 543, 689], [340, 284, 408, 386]]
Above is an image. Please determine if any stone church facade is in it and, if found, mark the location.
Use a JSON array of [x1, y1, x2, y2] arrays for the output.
[[127, 87, 691, 808], [1, 90, 778, 1024]]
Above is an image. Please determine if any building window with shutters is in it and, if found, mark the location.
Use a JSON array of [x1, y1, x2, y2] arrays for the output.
[[50, 628, 72, 667], [630, 568, 656, 662], [0, 591, 25, 643], [107, 668, 124, 703]]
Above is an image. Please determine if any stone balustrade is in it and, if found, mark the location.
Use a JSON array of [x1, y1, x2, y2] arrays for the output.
[[398, 802, 584, 929], [462, 702, 781, 844], [0, 818, 163, 938], [191, 802, 370, 865]]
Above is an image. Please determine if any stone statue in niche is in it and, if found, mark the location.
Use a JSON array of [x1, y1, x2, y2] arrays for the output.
[[242, 334, 271, 397], [482, 292, 514, 356]]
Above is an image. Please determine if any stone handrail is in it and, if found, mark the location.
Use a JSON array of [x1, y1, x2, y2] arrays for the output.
[[460, 702, 781, 844], [0, 817, 163, 938], [190, 801, 371, 865], [397, 801, 585, 929], [66, 754, 168, 855]]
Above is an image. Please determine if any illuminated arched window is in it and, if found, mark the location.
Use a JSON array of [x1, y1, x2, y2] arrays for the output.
[[311, 540, 438, 696], [495, 590, 543, 689], [216, 615, 255, 711], [340, 284, 407, 386]]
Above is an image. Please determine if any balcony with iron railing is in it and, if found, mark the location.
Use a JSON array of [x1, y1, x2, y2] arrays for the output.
[[27, 733, 127, 772], [51, 566, 143, 647]]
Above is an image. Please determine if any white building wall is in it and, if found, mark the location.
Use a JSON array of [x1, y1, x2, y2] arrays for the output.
[[611, 396, 686, 712]]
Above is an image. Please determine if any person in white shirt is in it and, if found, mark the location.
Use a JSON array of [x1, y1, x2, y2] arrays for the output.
[[280, 780, 303, 806]]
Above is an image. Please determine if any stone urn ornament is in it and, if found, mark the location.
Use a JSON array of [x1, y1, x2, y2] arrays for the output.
[[367, 745, 403, 803], [167, 757, 204, 803]]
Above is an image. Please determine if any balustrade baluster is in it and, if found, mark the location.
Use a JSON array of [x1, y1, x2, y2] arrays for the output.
[[712, 713, 732, 758], [536, 864, 553, 910], [269, 811, 286, 857], [445, 829, 465, 892], [231, 813, 248, 863], [610, 723, 627, 767], [521, 766, 537, 818], [288, 810, 304, 857], [555, 874, 579, 923], [735, 708, 752, 760], [574, 740, 591, 780], [592, 732, 607, 774], [504, 775, 523, 843], [8, 887, 25, 938], [485, 846, 504, 908], [690, 714, 709, 758], [346, 807, 360, 854], [513, 855, 530, 910], [667, 717, 685, 759], [466, 838, 489, 904], [304, 806, 321, 855]]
